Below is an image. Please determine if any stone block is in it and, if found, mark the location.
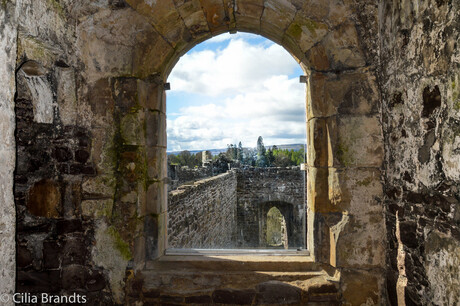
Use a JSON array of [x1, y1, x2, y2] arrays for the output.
[[200, 0, 229, 33], [120, 111, 145, 146], [260, 0, 296, 38], [82, 176, 116, 198], [305, 43, 330, 71], [88, 78, 114, 118], [137, 79, 165, 112], [441, 119, 460, 181], [144, 213, 167, 260], [307, 117, 337, 167], [297, 0, 329, 21], [62, 265, 87, 290], [146, 111, 167, 148], [306, 167, 330, 213], [81, 199, 113, 218], [56, 67, 77, 126], [285, 14, 329, 53], [212, 288, 256, 305], [340, 269, 384, 305], [322, 22, 366, 70], [85, 269, 107, 292], [335, 213, 386, 269], [146, 182, 167, 214], [235, 15, 262, 33], [132, 30, 174, 78], [176, 0, 210, 36], [334, 115, 383, 168], [43, 240, 62, 269], [255, 281, 301, 304], [309, 71, 380, 119], [27, 179, 61, 218], [113, 77, 139, 112], [62, 237, 88, 265], [17, 244, 34, 268], [147, 146, 167, 180], [129, 0, 190, 48], [327, 0, 352, 27], [56, 219, 83, 235], [185, 295, 213, 303]]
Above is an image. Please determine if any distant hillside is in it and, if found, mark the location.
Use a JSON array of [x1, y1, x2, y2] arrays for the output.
[[167, 144, 305, 156]]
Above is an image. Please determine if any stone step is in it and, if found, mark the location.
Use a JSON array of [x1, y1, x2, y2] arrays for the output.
[[127, 271, 340, 305], [145, 254, 324, 272]]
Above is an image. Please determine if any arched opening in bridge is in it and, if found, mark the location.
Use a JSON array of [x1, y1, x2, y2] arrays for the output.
[[266, 207, 287, 248], [165, 32, 307, 251]]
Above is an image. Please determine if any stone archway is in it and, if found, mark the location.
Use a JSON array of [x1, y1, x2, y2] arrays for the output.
[[111, 0, 385, 271]]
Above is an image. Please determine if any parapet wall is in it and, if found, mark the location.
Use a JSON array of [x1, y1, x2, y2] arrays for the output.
[[168, 171, 238, 248]]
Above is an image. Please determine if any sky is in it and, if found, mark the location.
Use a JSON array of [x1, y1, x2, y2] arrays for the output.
[[166, 32, 306, 152]]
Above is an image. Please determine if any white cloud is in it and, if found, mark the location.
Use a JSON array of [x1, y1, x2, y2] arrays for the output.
[[168, 38, 300, 97], [166, 34, 306, 152]]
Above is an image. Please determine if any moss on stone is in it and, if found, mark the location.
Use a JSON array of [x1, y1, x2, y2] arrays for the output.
[[46, 0, 66, 19], [288, 23, 303, 40], [304, 19, 319, 36], [107, 226, 132, 261], [336, 143, 352, 166], [356, 177, 373, 187]]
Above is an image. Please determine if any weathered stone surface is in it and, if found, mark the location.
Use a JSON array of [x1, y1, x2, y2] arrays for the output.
[[27, 180, 62, 218], [175, 0, 210, 36], [255, 281, 301, 304], [260, 0, 296, 38], [56, 67, 78, 125], [168, 172, 237, 248], [5, 0, 459, 305], [146, 111, 167, 147], [308, 70, 380, 119], [335, 115, 383, 168], [340, 269, 384, 305], [285, 14, 329, 54], [212, 288, 256, 305]]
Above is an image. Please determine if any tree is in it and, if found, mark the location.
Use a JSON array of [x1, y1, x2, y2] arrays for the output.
[[237, 141, 243, 162], [256, 136, 267, 167], [265, 148, 275, 166]]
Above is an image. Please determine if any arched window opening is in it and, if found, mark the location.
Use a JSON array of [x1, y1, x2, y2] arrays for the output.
[[266, 207, 287, 249], [165, 32, 307, 252]]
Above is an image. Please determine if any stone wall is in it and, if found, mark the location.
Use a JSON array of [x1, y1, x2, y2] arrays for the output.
[[168, 171, 237, 248], [0, 0, 17, 298], [168, 164, 213, 191], [380, 0, 460, 304], [1, 0, 457, 304], [235, 167, 305, 248]]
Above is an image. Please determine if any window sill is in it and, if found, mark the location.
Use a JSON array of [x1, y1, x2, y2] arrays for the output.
[[144, 250, 324, 273]]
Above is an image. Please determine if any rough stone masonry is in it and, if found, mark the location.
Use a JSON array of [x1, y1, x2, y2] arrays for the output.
[[0, 0, 458, 305]]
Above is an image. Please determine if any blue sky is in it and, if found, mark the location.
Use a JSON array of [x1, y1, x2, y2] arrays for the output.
[[166, 32, 306, 152]]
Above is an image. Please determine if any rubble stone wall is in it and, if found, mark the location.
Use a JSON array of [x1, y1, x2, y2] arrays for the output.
[[0, 0, 17, 298], [168, 171, 238, 248], [380, 0, 460, 304]]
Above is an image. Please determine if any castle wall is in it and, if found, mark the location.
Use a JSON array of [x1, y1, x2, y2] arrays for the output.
[[380, 0, 460, 304], [168, 171, 237, 248], [0, 0, 18, 298], [235, 168, 305, 248], [2, 0, 458, 304]]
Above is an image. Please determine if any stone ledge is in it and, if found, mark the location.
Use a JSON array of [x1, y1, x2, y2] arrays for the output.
[[126, 269, 340, 305], [145, 254, 320, 272]]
